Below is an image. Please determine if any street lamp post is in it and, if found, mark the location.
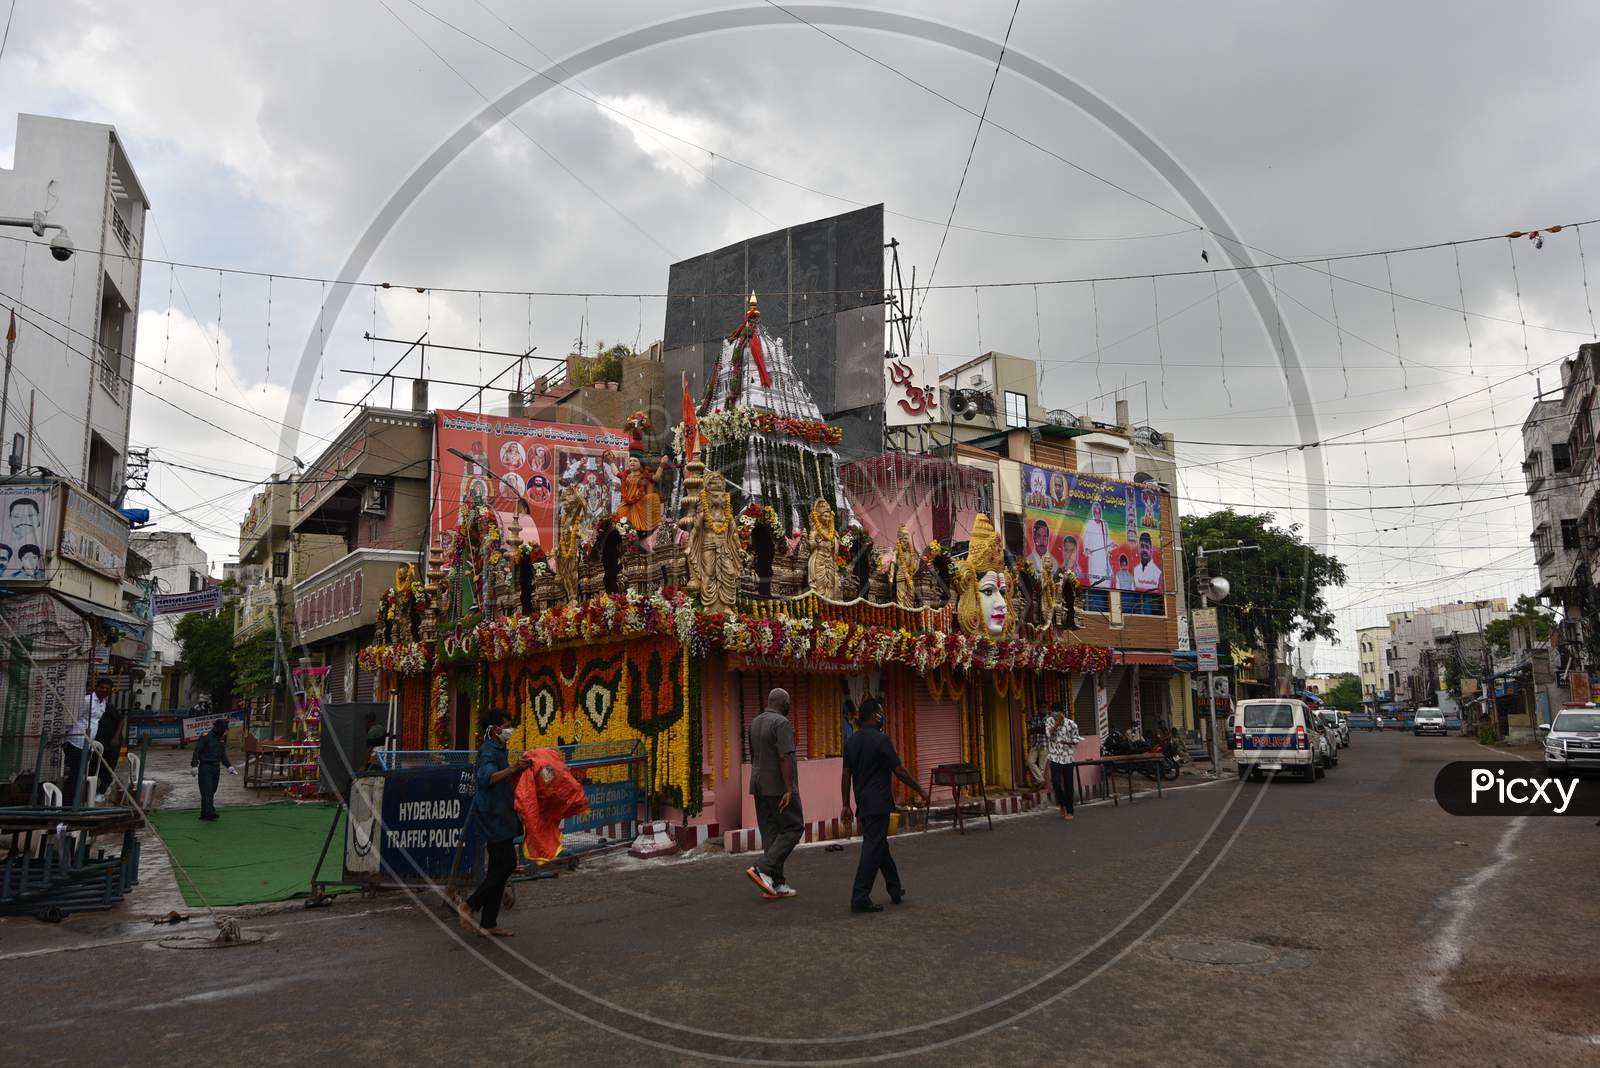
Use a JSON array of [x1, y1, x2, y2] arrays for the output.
[[1194, 544, 1256, 776]]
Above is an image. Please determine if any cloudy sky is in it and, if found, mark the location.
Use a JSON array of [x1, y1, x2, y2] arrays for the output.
[[3, 0, 1598, 671]]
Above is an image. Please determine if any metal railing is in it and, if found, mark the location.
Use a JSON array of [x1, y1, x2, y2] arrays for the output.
[[98, 344, 124, 403]]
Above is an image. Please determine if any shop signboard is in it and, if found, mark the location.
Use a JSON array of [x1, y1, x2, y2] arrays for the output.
[[1197, 648, 1218, 672], [0, 480, 57, 584], [1192, 607, 1220, 650], [154, 588, 224, 615], [58, 485, 128, 579], [433, 409, 628, 551], [1020, 464, 1164, 594]]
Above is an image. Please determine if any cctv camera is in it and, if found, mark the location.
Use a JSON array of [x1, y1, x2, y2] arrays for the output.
[[48, 231, 74, 262]]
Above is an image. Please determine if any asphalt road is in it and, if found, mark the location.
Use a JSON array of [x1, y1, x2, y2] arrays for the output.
[[4, 732, 1596, 1066]]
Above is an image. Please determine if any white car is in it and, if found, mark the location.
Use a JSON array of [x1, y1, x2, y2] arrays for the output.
[[1414, 708, 1447, 736], [1541, 707, 1600, 771], [1316, 709, 1350, 748], [1234, 699, 1329, 782]]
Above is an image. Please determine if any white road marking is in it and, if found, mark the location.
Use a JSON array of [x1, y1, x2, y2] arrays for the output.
[[1418, 744, 1529, 1017]]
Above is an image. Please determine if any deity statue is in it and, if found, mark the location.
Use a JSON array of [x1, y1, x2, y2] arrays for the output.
[[804, 498, 840, 600], [687, 470, 742, 615], [955, 513, 1012, 639], [1038, 558, 1059, 635], [891, 525, 918, 609], [555, 483, 586, 603], [612, 453, 670, 534]]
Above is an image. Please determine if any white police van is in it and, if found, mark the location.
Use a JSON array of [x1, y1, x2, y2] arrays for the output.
[[1233, 698, 1326, 783]]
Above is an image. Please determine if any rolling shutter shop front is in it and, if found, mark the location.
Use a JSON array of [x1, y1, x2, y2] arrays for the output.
[[912, 676, 964, 774]]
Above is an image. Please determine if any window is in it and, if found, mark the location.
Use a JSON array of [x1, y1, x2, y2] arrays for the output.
[[189, 570, 203, 593], [1004, 390, 1028, 430], [1553, 442, 1572, 473], [87, 432, 120, 502], [272, 551, 290, 579], [96, 276, 130, 403], [1562, 518, 1580, 550]]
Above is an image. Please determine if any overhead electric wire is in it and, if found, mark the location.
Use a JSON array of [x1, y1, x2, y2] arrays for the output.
[[921, 0, 1022, 293]]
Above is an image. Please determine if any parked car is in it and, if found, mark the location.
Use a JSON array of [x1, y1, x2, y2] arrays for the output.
[[1442, 712, 1462, 733], [1310, 714, 1339, 766], [1317, 709, 1350, 748], [1414, 708, 1446, 736], [1347, 712, 1378, 731], [1540, 707, 1600, 771], [1233, 698, 1327, 782]]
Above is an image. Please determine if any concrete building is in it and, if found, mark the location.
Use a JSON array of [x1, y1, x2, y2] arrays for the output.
[[0, 116, 150, 780], [939, 352, 1042, 447], [128, 530, 210, 709], [288, 405, 429, 708], [934, 366, 1187, 735], [1385, 599, 1510, 706], [1356, 624, 1388, 705], [0, 115, 149, 496]]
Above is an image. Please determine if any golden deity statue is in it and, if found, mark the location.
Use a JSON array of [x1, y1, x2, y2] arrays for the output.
[[687, 471, 742, 616], [805, 498, 840, 600]]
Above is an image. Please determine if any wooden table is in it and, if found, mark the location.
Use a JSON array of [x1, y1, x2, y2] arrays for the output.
[[922, 762, 993, 834], [1071, 754, 1167, 806]]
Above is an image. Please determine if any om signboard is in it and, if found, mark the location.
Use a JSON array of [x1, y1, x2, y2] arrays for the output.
[[1020, 464, 1164, 595]]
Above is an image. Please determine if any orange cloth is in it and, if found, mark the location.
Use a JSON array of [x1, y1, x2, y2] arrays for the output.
[[512, 748, 589, 862]]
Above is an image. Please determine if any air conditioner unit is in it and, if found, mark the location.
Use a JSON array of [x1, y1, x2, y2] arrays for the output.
[[360, 484, 389, 517]]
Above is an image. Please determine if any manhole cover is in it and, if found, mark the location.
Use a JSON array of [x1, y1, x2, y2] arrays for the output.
[[1166, 940, 1274, 965]]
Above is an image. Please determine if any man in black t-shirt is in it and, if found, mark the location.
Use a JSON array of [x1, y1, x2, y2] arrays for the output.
[[840, 698, 929, 913]]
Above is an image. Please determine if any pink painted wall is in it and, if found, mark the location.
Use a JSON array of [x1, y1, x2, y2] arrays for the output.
[[738, 757, 846, 827]]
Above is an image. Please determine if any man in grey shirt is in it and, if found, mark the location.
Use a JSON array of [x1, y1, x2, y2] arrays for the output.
[[745, 688, 802, 899]]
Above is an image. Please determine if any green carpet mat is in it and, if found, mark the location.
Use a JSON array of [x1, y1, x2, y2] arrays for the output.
[[147, 801, 353, 907]]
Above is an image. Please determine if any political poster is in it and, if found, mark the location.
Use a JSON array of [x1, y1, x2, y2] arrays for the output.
[[1020, 464, 1165, 595], [433, 410, 629, 550], [0, 480, 56, 584]]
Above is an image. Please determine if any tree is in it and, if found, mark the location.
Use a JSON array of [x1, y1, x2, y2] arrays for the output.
[[232, 628, 278, 707], [1484, 594, 1553, 657], [1323, 673, 1362, 712], [1181, 510, 1348, 690], [174, 611, 237, 708]]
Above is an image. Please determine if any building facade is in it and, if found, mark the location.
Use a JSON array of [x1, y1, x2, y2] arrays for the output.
[[1356, 624, 1388, 705], [128, 530, 209, 709]]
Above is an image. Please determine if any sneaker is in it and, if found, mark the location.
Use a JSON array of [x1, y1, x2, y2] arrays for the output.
[[770, 883, 798, 899], [744, 866, 775, 897]]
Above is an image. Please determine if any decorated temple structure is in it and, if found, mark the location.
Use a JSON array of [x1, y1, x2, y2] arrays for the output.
[[361, 301, 1116, 846]]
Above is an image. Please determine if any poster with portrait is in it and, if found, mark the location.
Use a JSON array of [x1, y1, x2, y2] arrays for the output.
[[433, 410, 629, 551], [1020, 464, 1164, 595], [0, 480, 57, 585]]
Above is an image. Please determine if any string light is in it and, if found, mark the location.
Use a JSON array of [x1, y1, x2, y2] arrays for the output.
[[1452, 244, 1475, 376], [1383, 253, 1408, 390], [1508, 238, 1531, 369], [1578, 224, 1597, 339], [1324, 259, 1349, 398]]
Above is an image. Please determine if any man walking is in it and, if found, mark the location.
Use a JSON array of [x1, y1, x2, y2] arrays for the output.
[[746, 688, 802, 899], [1044, 705, 1082, 821], [841, 698, 929, 913]]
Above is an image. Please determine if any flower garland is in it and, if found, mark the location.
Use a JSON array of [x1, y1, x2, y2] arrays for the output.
[[407, 588, 1118, 676], [697, 406, 844, 448], [513, 542, 552, 577], [430, 671, 449, 748], [358, 640, 435, 677], [736, 501, 781, 552]]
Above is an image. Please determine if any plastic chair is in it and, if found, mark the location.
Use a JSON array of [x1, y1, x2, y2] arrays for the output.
[[40, 781, 62, 807], [83, 740, 106, 804]]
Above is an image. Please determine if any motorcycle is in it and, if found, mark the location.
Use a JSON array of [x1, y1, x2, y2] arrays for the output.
[[1104, 728, 1182, 781]]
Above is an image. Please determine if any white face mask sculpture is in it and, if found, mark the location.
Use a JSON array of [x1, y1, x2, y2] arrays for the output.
[[977, 570, 1009, 637]]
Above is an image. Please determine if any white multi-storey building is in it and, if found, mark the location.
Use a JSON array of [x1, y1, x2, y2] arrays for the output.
[[129, 531, 210, 709]]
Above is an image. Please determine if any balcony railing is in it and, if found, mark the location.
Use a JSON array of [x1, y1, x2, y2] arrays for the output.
[[98, 344, 124, 403], [109, 203, 137, 255]]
